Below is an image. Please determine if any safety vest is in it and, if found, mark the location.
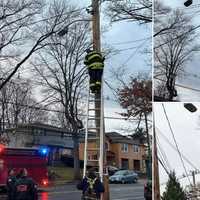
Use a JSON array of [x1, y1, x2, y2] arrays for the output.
[[84, 51, 104, 70]]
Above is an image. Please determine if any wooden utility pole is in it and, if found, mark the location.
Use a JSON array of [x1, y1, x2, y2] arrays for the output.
[[91, 0, 110, 200], [153, 126, 160, 200], [192, 171, 196, 187]]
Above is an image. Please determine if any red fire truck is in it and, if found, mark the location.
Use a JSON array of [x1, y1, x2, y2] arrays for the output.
[[0, 145, 49, 189]]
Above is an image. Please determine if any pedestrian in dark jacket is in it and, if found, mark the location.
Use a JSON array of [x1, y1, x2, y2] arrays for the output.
[[7, 169, 16, 200], [13, 168, 38, 200], [77, 169, 105, 200]]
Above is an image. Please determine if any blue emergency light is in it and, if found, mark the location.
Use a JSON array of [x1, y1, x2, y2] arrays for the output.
[[39, 147, 49, 155]]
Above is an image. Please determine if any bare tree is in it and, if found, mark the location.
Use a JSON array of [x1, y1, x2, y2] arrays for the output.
[[154, 10, 198, 101], [105, 0, 152, 24], [0, 78, 48, 128], [0, 0, 82, 90], [32, 1, 90, 180]]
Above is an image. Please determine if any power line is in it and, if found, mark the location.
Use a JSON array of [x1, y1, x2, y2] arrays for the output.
[[109, 37, 151, 45], [158, 156, 170, 176], [157, 136, 172, 172], [156, 127, 199, 171], [154, 24, 200, 49], [121, 39, 149, 66], [0, 100, 139, 121], [162, 103, 192, 186], [0, 7, 88, 33], [154, 77, 200, 93]]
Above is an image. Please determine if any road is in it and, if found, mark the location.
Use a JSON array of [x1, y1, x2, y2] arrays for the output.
[[0, 181, 145, 200]]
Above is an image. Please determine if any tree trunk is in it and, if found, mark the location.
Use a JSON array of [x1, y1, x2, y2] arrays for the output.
[[72, 134, 81, 180]]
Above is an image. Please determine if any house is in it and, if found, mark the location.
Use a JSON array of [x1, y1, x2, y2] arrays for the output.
[[5, 123, 74, 165], [79, 131, 147, 173]]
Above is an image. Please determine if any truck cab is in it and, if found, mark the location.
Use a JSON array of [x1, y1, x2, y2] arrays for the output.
[[0, 145, 49, 189]]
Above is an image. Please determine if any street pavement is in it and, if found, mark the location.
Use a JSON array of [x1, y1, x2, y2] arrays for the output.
[[0, 180, 145, 200]]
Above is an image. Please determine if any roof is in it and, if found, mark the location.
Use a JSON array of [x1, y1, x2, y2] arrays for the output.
[[106, 132, 141, 145], [5, 122, 72, 135]]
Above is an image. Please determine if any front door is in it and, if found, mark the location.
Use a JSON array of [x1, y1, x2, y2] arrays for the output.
[[133, 159, 140, 171], [121, 158, 129, 169]]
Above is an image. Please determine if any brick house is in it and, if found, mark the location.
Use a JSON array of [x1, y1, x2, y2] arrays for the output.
[[79, 131, 147, 173]]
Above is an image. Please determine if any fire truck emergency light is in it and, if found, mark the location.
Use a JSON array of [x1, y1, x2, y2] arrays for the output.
[[0, 144, 5, 153]]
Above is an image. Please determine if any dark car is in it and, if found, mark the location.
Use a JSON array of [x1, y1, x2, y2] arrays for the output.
[[108, 166, 119, 176], [109, 170, 138, 184], [144, 180, 152, 200]]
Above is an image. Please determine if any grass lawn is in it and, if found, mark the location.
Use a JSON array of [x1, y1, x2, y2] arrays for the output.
[[48, 166, 75, 181]]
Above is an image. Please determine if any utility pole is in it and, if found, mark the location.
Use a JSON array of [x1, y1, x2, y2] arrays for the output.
[[192, 171, 196, 187], [91, 0, 110, 200], [153, 126, 160, 200]]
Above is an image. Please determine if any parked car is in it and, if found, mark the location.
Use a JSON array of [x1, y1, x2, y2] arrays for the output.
[[109, 170, 138, 184], [108, 166, 119, 176], [144, 180, 152, 200]]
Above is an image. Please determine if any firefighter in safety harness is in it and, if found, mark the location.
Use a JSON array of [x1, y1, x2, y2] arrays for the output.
[[77, 169, 105, 200], [84, 49, 105, 94]]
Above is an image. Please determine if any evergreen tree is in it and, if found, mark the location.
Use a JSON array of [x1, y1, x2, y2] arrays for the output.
[[162, 171, 187, 200]]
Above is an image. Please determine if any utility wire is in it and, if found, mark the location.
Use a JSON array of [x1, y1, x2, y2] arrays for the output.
[[156, 127, 199, 171], [158, 156, 170, 176], [157, 136, 172, 172], [154, 24, 200, 48], [162, 103, 192, 186], [0, 100, 139, 121], [109, 37, 151, 45], [154, 77, 200, 93], [157, 146, 170, 175], [0, 7, 88, 33], [121, 39, 149, 66]]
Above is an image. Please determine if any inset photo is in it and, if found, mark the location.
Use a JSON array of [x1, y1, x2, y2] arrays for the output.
[[154, 0, 200, 102], [154, 102, 200, 199]]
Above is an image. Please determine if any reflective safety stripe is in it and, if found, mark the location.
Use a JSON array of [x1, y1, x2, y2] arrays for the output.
[[88, 62, 104, 69], [87, 51, 100, 57], [87, 54, 103, 62], [90, 83, 96, 87], [95, 82, 101, 85]]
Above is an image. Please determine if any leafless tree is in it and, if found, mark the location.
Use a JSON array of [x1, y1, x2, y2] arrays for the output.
[[0, 0, 83, 90], [0, 79, 48, 128], [32, 1, 90, 180], [0, 77, 48, 145], [105, 0, 152, 24], [154, 10, 199, 100]]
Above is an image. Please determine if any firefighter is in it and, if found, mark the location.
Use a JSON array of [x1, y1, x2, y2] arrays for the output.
[[13, 168, 38, 200], [7, 168, 16, 200], [84, 49, 105, 93], [77, 169, 105, 200]]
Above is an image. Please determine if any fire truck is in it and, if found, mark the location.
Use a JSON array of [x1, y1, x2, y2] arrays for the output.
[[0, 145, 49, 190]]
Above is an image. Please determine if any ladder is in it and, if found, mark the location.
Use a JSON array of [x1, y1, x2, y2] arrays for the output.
[[83, 81, 104, 182]]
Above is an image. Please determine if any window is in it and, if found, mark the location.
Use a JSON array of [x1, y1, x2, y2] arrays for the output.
[[133, 145, 139, 153], [121, 144, 128, 153]]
